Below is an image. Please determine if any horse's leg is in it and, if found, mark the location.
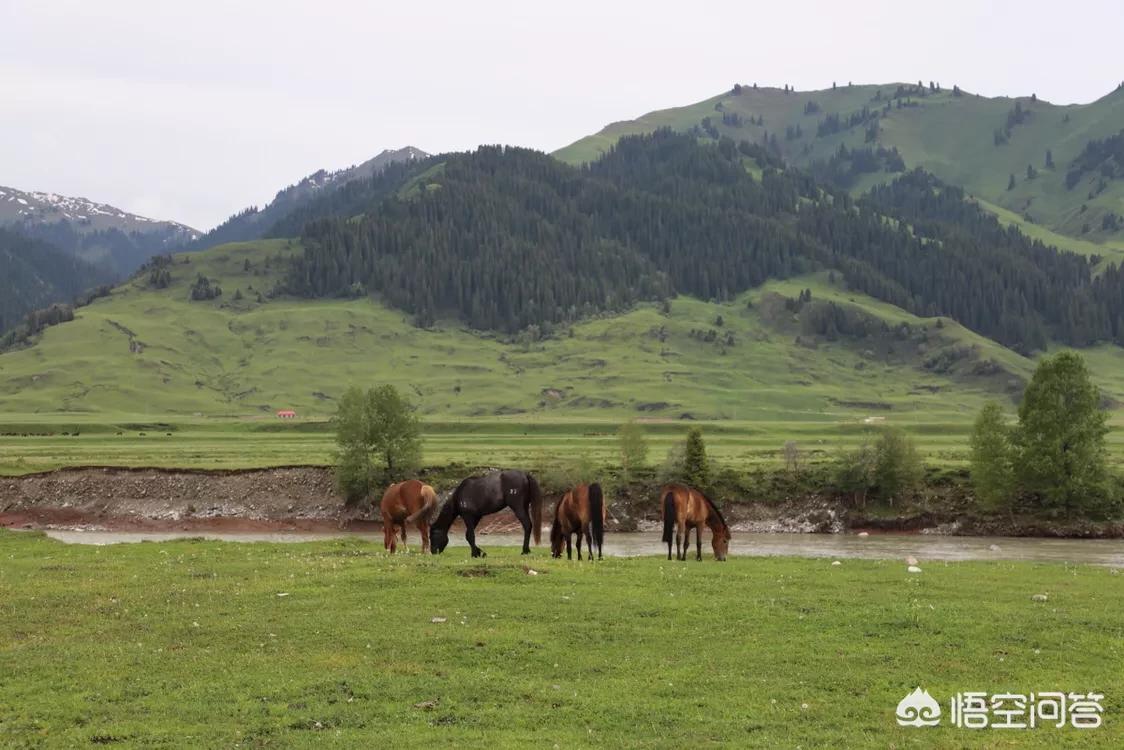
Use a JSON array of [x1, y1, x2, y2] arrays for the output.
[[510, 499, 533, 555], [695, 524, 703, 561], [566, 533, 572, 560], [583, 523, 594, 562], [676, 520, 686, 561], [576, 529, 583, 561], [464, 515, 485, 558], [419, 520, 430, 554]]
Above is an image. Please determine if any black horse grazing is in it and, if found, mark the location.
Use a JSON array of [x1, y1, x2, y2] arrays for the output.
[[430, 470, 543, 557]]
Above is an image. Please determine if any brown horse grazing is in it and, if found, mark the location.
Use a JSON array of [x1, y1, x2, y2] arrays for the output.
[[660, 484, 731, 561], [379, 480, 438, 553], [551, 483, 606, 560]]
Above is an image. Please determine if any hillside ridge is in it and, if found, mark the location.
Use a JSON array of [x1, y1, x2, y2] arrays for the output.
[[185, 146, 429, 249], [554, 82, 1124, 254]]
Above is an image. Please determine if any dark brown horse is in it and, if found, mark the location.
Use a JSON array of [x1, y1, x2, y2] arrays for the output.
[[660, 483, 730, 561], [430, 470, 543, 557], [551, 483, 606, 560], [379, 479, 438, 553]]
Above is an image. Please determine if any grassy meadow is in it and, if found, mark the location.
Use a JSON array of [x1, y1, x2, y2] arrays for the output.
[[4, 239, 1124, 476], [0, 240, 1035, 420], [4, 413, 1124, 478], [1, 530, 1121, 747]]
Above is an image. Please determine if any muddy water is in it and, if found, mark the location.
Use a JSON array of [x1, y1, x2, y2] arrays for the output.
[[40, 530, 1124, 566]]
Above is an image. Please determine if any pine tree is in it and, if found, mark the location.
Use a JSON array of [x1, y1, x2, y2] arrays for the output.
[[969, 402, 1015, 510], [683, 427, 709, 488]]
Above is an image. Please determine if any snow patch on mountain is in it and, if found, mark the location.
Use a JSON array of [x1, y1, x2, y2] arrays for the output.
[[0, 185, 199, 243]]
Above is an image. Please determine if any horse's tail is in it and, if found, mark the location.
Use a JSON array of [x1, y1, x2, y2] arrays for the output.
[[527, 472, 543, 545], [661, 490, 676, 544], [406, 484, 438, 525], [589, 482, 605, 550]]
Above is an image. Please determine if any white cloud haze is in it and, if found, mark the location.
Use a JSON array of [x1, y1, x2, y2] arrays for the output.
[[2, 0, 1121, 230]]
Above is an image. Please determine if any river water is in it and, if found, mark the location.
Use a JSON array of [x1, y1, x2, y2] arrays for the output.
[[41, 530, 1124, 567]]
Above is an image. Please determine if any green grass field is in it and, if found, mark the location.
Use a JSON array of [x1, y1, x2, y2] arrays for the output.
[[4, 239, 1124, 475], [4, 413, 1124, 478], [1, 530, 1120, 747], [1, 241, 1035, 421]]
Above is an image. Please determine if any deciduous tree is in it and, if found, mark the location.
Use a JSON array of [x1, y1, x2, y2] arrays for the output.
[[1015, 352, 1112, 517]]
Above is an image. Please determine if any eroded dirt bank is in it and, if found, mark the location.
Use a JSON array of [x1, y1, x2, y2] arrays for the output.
[[1, 466, 1121, 537], [0, 466, 845, 534]]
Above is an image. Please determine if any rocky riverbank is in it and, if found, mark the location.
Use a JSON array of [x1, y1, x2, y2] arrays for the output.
[[1, 466, 1121, 538]]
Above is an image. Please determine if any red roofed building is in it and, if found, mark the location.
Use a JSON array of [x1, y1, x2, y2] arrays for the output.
[[276, 410, 297, 419]]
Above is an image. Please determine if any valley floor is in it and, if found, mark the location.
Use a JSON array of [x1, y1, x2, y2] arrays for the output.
[[0, 531, 1120, 747], [4, 412, 1124, 478]]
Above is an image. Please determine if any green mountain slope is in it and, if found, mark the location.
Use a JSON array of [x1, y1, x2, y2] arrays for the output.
[[2, 239, 1092, 421], [287, 134, 1124, 352], [0, 228, 114, 333], [555, 83, 1124, 260]]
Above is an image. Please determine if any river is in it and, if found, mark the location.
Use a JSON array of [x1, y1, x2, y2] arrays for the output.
[[40, 530, 1124, 566]]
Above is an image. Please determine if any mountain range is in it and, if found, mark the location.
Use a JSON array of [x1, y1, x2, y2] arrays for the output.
[[2, 82, 1124, 419], [0, 184, 198, 274]]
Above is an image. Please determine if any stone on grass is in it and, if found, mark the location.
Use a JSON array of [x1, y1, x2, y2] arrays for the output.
[[1031, 594, 1048, 603], [907, 565, 923, 574]]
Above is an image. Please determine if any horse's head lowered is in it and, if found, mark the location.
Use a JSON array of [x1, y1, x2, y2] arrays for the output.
[[704, 496, 731, 562], [429, 526, 450, 554], [711, 524, 731, 561], [429, 491, 461, 554], [549, 519, 564, 558]]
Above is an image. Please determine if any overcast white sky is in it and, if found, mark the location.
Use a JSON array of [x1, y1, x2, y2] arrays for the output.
[[2, 0, 1121, 231]]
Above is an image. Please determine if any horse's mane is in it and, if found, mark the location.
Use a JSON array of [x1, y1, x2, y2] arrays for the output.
[[696, 489, 729, 532], [434, 476, 475, 527]]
